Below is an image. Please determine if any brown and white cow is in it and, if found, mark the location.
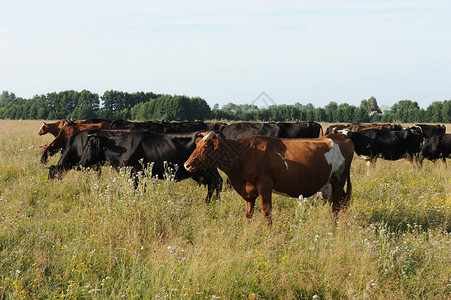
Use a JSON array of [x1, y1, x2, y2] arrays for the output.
[[184, 132, 354, 224]]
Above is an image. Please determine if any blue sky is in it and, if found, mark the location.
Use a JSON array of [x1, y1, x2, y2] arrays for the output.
[[1, 0, 450, 108]]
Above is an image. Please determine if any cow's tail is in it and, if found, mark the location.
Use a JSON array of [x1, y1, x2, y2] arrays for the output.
[[341, 167, 352, 210], [346, 169, 352, 200]]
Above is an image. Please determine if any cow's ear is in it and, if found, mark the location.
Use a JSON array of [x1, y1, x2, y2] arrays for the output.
[[88, 136, 100, 148], [93, 137, 100, 148], [202, 132, 218, 146]]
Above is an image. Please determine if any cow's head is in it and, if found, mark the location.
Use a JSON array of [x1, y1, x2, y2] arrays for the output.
[[79, 135, 105, 167], [47, 165, 63, 180], [184, 131, 220, 172], [38, 122, 48, 135]]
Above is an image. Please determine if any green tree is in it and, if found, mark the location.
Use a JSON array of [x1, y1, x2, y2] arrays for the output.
[[368, 96, 380, 112], [0, 91, 16, 107], [442, 100, 451, 123], [315, 108, 326, 122], [425, 101, 443, 122], [324, 101, 338, 122], [390, 100, 421, 122]]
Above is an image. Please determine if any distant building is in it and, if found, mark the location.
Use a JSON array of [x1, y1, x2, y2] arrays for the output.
[[380, 105, 391, 116]]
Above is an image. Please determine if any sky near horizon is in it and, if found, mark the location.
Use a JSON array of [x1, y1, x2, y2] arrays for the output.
[[1, 0, 450, 109]]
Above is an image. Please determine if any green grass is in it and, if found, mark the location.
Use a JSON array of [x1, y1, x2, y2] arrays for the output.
[[0, 120, 450, 299]]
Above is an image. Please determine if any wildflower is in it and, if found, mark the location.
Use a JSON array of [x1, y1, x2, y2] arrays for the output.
[[137, 254, 141, 257], [121, 295, 125, 298], [115, 257, 118, 260]]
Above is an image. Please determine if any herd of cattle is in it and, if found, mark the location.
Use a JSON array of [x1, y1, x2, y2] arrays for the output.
[[37, 119, 450, 223]]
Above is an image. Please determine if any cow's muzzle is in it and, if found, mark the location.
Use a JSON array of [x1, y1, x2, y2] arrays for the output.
[[184, 160, 197, 172]]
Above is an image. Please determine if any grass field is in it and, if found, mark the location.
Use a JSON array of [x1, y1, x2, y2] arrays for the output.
[[0, 120, 450, 299]]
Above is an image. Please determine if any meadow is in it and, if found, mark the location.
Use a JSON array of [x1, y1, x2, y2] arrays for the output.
[[0, 120, 450, 299]]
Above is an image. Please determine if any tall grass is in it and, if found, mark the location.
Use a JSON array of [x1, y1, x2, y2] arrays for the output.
[[0, 120, 450, 299]]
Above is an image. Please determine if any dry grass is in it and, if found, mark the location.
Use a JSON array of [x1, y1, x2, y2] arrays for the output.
[[0, 120, 450, 299]]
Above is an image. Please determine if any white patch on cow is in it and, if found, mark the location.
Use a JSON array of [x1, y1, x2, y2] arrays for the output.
[[320, 183, 333, 200], [276, 152, 288, 170], [202, 132, 215, 141], [39, 122, 45, 131], [324, 139, 345, 177], [342, 129, 350, 136]]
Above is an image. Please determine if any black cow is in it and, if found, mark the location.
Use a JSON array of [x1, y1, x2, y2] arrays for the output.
[[169, 121, 208, 132], [220, 122, 280, 139], [77, 130, 223, 202], [415, 124, 446, 138], [221, 122, 322, 139], [206, 122, 228, 133], [110, 120, 176, 132], [276, 122, 323, 138], [420, 134, 451, 165], [110, 120, 209, 133], [47, 129, 131, 179], [344, 128, 423, 167], [67, 119, 112, 125]]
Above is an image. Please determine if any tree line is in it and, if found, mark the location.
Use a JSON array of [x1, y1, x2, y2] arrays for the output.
[[0, 90, 211, 121], [1, 91, 450, 123]]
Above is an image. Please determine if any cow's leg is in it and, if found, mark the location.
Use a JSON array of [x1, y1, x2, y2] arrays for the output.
[[40, 148, 49, 163], [205, 183, 215, 203], [260, 194, 273, 226], [245, 198, 256, 221], [410, 153, 420, 171], [418, 155, 424, 168], [130, 167, 140, 189], [94, 164, 102, 177], [205, 169, 223, 203], [329, 177, 342, 215], [257, 182, 274, 225], [366, 157, 377, 175], [215, 176, 223, 198], [234, 183, 258, 222], [339, 168, 352, 212]]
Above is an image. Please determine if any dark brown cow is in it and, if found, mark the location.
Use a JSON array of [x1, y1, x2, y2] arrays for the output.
[[184, 132, 354, 224], [415, 124, 446, 138], [40, 122, 111, 163], [206, 122, 228, 132], [348, 123, 403, 132]]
